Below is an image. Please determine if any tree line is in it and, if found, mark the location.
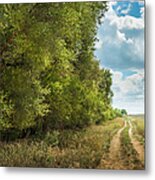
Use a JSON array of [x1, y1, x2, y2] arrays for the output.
[[0, 2, 126, 141]]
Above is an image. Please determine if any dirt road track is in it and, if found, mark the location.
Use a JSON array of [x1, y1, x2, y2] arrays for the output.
[[128, 119, 144, 163], [98, 120, 127, 169], [109, 120, 127, 160], [98, 118, 144, 169]]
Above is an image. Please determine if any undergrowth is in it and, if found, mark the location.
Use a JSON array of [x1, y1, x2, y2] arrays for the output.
[[0, 118, 123, 168]]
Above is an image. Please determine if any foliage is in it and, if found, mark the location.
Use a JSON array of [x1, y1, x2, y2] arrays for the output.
[[121, 109, 128, 116], [0, 91, 13, 130], [0, 2, 123, 140]]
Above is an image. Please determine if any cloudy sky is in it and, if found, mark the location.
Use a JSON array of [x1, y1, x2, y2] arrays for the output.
[[95, 1, 145, 114]]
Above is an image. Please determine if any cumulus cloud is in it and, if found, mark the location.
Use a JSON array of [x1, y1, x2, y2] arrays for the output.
[[116, 30, 133, 44], [104, 2, 144, 30], [111, 69, 144, 96], [110, 15, 144, 30], [111, 69, 144, 114], [95, 2, 145, 114], [120, 4, 131, 15], [95, 2, 144, 71]]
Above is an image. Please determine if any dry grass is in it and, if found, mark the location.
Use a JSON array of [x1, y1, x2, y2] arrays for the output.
[[131, 115, 145, 146], [120, 126, 144, 170], [0, 118, 123, 168]]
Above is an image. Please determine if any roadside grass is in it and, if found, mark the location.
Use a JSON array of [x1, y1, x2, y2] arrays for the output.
[[0, 118, 123, 168], [120, 126, 144, 170], [131, 116, 145, 146]]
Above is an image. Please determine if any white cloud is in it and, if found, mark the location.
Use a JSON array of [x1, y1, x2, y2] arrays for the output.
[[111, 69, 144, 114], [116, 5, 121, 13], [116, 30, 126, 42], [112, 98, 144, 115], [97, 2, 144, 70], [112, 69, 144, 96], [132, 37, 144, 61], [95, 2, 145, 114], [103, 2, 144, 30], [95, 39, 103, 49], [129, 68, 144, 75], [120, 3, 131, 15], [140, 7, 144, 18], [116, 30, 133, 44], [111, 70, 123, 83], [109, 1, 117, 6], [138, 1, 145, 6], [109, 15, 144, 30]]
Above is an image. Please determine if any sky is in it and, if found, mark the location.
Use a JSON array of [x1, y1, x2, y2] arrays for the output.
[[95, 1, 145, 114]]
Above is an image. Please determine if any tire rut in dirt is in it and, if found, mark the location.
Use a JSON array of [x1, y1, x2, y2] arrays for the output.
[[98, 120, 127, 170], [128, 119, 144, 164]]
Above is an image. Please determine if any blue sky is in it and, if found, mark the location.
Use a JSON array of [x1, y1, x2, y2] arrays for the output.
[[95, 1, 144, 114]]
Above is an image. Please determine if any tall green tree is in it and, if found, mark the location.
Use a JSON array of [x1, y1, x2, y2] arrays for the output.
[[0, 2, 121, 139]]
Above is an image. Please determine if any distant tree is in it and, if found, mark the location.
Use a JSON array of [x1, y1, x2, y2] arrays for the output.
[[121, 109, 128, 116]]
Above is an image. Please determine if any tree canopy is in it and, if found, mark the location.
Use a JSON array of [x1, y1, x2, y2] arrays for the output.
[[0, 2, 123, 140]]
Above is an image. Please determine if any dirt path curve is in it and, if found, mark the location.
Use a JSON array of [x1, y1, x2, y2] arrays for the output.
[[109, 120, 127, 160], [128, 119, 144, 163], [98, 120, 127, 169]]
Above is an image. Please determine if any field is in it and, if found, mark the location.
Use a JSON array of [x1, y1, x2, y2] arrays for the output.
[[0, 2, 145, 170], [0, 116, 145, 169]]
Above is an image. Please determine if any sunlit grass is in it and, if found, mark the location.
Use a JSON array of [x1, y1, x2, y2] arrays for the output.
[[120, 126, 144, 170], [131, 115, 145, 146], [0, 118, 123, 168]]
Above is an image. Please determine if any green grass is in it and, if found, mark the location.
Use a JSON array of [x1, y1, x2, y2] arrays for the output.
[[0, 118, 123, 168], [120, 126, 144, 170], [131, 115, 145, 146], [0, 117, 145, 169]]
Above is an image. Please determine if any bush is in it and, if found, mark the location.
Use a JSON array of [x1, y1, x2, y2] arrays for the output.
[[44, 131, 60, 147]]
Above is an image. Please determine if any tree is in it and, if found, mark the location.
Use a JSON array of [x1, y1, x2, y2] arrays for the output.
[[121, 109, 128, 116], [0, 2, 124, 140]]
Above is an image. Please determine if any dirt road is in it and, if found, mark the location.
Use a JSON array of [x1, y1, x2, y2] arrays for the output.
[[98, 120, 127, 169], [109, 120, 127, 160], [128, 119, 144, 163], [98, 117, 144, 169]]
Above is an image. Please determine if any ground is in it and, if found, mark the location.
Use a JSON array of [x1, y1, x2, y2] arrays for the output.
[[98, 116, 144, 170], [0, 115, 145, 169]]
